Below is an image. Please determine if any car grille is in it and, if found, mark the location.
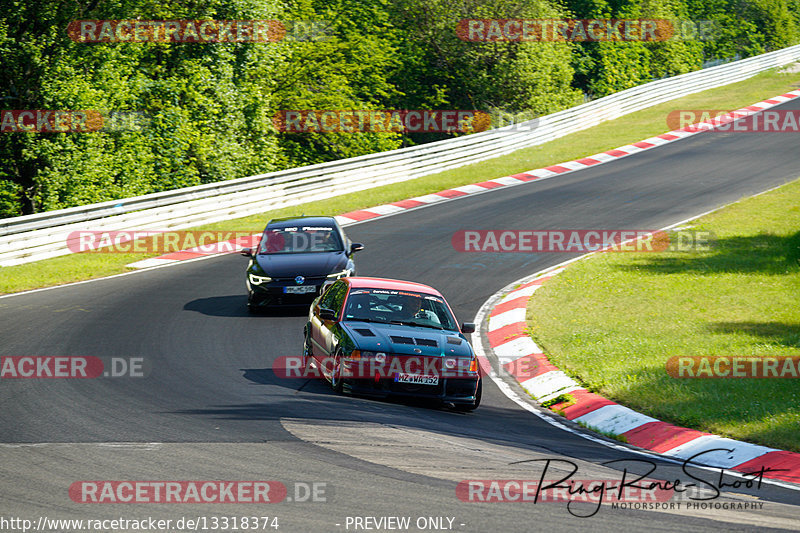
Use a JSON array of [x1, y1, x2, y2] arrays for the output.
[[271, 275, 327, 282]]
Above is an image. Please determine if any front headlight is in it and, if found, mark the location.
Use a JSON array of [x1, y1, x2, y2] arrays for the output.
[[248, 273, 273, 285], [444, 357, 478, 374], [327, 268, 351, 279], [348, 350, 386, 361]]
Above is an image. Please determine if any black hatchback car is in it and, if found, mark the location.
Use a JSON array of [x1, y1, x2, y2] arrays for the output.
[[241, 216, 364, 310]]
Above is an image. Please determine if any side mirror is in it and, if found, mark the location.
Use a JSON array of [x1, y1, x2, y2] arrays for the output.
[[460, 322, 476, 334], [319, 308, 337, 321], [350, 242, 365, 254], [241, 247, 253, 258]]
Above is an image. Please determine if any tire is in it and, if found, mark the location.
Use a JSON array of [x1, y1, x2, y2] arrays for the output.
[[302, 329, 313, 373], [247, 291, 260, 313], [329, 349, 344, 393], [454, 378, 482, 412]]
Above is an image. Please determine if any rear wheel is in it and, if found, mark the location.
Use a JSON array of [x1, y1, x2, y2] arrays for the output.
[[454, 378, 482, 411]]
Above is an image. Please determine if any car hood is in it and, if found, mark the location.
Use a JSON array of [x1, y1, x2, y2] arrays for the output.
[[255, 251, 347, 278], [341, 322, 473, 358]]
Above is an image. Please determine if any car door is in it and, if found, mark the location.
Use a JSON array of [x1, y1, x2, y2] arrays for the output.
[[310, 280, 347, 363]]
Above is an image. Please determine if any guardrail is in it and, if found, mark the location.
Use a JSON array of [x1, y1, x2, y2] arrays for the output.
[[2, 44, 800, 266]]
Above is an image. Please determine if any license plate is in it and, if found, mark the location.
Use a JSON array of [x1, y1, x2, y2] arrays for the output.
[[284, 285, 316, 294], [395, 373, 439, 385]]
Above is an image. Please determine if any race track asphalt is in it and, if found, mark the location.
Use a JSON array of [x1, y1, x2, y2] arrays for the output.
[[2, 98, 800, 532]]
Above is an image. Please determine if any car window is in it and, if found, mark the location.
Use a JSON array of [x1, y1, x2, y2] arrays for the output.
[[259, 225, 343, 254], [319, 281, 347, 315], [330, 283, 348, 315], [343, 288, 457, 330]]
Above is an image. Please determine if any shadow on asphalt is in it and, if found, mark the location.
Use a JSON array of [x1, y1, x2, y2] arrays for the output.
[[239, 367, 462, 412], [183, 295, 310, 317]]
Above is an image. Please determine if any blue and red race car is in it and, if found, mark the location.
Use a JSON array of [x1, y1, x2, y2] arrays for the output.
[[303, 277, 482, 410]]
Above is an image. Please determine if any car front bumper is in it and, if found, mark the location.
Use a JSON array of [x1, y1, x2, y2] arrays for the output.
[[248, 280, 325, 306], [341, 375, 480, 405]]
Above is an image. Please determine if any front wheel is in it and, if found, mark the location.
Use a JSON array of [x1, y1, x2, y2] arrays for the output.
[[329, 350, 344, 393], [247, 291, 262, 313], [302, 329, 313, 372], [454, 378, 482, 412]]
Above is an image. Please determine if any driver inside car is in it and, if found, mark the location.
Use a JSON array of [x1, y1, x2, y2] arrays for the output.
[[396, 295, 440, 325]]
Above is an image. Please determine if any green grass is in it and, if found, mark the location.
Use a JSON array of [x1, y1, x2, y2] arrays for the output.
[[527, 178, 800, 452], [576, 421, 629, 444], [540, 392, 577, 409], [3, 66, 800, 294]]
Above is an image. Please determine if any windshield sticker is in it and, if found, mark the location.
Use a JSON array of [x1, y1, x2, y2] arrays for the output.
[[358, 288, 439, 301]]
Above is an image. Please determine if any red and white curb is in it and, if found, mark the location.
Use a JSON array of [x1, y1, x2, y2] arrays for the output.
[[127, 90, 800, 268], [127, 234, 261, 269], [483, 264, 800, 485]]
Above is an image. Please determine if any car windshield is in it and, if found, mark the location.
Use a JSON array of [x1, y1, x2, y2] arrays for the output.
[[258, 225, 343, 254], [343, 288, 458, 331]]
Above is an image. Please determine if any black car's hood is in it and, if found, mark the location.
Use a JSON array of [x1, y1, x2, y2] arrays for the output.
[[256, 251, 347, 278], [341, 322, 473, 358]]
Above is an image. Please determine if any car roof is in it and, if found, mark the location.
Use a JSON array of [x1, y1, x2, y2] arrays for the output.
[[267, 216, 338, 229], [346, 277, 442, 296]]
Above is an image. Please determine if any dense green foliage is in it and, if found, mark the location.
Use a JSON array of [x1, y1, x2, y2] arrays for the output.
[[1, 0, 798, 217]]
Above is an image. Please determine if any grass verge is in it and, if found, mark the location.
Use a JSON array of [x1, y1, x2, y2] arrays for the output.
[[576, 421, 629, 444], [526, 178, 800, 452], [3, 66, 800, 294]]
